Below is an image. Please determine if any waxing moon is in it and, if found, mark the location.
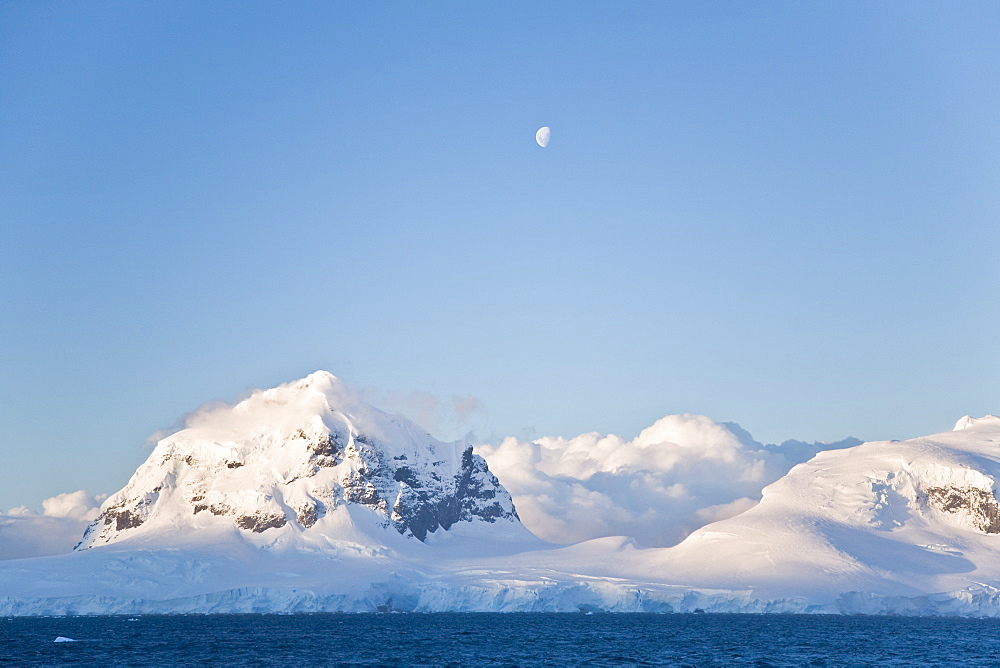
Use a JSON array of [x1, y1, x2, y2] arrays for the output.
[[535, 126, 550, 148]]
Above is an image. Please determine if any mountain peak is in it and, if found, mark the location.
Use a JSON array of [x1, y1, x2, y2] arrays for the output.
[[289, 369, 348, 398], [953, 415, 1000, 431], [300, 369, 339, 384], [78, 372, 523, 550]]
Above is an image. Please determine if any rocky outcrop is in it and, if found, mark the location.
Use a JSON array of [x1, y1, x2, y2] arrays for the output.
[[389, 445, 517, 540], [924, 486, 1000, 534]]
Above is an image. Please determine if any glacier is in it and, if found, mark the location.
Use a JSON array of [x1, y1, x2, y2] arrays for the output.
[[3, 371, 1000, 616]]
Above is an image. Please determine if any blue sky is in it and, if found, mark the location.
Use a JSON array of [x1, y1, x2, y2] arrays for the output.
[[2, 2, 998, 511]]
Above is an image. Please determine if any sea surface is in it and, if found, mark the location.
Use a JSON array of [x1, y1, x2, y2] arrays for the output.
[[3, 613, 1000, 666]]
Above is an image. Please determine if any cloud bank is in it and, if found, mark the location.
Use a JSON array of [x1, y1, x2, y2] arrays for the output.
[[0, 491, 105, 560], [0, 379, 860, 559], [476, 414, 860, 547]]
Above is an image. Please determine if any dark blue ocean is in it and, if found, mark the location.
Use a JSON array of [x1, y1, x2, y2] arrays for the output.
[[4, 613, 1000, 666]]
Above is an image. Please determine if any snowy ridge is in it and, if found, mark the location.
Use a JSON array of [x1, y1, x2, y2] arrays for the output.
[[954, 415, 1000, 431]]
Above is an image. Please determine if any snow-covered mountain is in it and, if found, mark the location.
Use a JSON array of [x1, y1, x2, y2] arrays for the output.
[[78, 371, 524, 551], [2, 371, 999, 616], [638, 413, 1000, 612]]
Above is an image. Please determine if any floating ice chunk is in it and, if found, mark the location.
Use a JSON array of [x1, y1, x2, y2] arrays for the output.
[[54, 636, 77, 642]]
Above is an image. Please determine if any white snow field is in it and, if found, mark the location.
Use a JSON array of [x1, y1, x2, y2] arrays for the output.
[[2, 371, 1000, 616]]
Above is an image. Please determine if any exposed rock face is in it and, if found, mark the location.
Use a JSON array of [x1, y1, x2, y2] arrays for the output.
[[78, 372, 520, 549], [924, 486, 1000, 534], [391, 446, 511, 540]]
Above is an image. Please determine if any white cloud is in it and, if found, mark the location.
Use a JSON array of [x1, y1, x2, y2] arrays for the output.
[[476, 414, 859, 547], [0, 490, 106, 560], [41, 490, 104, 521]]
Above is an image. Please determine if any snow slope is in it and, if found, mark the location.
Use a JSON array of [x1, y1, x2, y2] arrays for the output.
[[637, 414, 1000, 612], [2, 371, 1000, 616]]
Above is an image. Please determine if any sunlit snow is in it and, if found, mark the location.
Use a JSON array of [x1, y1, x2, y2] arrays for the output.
[[2, 373, 999, 616]]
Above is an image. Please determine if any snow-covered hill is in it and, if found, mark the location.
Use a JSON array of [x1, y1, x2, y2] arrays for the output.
[[2, 371, 999, 616], [637, 413, 1000, 612]]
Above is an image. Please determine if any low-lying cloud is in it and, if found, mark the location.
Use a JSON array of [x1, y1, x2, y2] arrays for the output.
[[476, 414, 860, 547], [0, 491, 105, 560], [1, 379, 861, 559]]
